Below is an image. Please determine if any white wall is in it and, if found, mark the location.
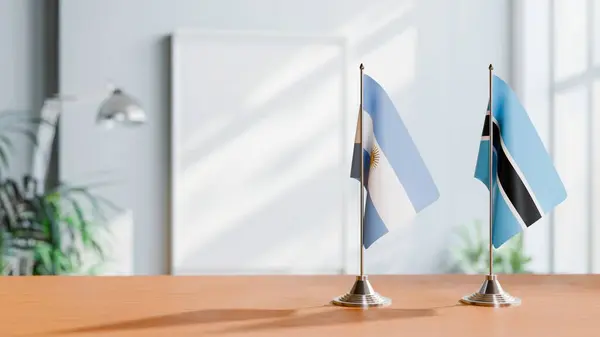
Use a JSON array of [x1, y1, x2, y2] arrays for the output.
[[59, 0, 511, 275], [0, 0, 46, 178]]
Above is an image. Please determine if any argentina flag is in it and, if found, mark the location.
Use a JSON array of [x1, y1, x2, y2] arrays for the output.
[[350, 74, 439, 248], [475, 75, 567, 248]]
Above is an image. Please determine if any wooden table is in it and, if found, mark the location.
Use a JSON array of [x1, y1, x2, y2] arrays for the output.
[[1, 275, 599, 337]]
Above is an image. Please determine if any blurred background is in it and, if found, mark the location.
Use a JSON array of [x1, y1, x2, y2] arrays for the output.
[[0, 0, 592, 276]]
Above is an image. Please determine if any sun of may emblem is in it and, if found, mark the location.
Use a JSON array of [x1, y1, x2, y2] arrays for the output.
[[370, 145, 380, 169]]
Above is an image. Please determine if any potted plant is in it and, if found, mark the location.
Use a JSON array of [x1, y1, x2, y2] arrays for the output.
[[450, 219, 532, 274], [0, 111, 120, 275]]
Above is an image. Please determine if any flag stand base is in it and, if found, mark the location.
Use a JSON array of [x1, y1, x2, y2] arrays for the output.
[[331, 275, 391, 308], [460, 274, 521, 307]]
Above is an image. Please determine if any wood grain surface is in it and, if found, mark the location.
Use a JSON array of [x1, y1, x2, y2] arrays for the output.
[[0, 275, 598, 337]]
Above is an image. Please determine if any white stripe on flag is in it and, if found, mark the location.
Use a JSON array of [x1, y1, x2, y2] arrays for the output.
[[497, 175, 528, 230], [489, 114, 545, 216], [367, 136, 416, 231], [362, 110, 375, 153], [494, 119, 545, 216]]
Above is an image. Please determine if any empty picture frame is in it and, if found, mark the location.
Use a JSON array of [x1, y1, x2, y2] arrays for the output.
[[170, 30, 351, 275]]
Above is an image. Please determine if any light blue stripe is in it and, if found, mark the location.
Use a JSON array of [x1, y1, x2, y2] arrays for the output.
[[474, 139, 497, 191], [364, 193, 389, 248], [475, 141, 522, 248], [493, 193, 523, 248], [491, 75, 567, 213], [362, 74, 439, 211]]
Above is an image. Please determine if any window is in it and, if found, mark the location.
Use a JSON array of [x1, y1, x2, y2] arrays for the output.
[[516, 0, 600, 273]]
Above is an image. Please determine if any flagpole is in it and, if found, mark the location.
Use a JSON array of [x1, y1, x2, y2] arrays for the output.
[[459, 64, 520, 307], [331, 63, 390, 308], [359, 63, 365, 277], [488, 64, 494, 277]]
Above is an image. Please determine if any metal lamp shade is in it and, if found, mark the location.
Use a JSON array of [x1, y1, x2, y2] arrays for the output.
[[96, 89, 146, 128]]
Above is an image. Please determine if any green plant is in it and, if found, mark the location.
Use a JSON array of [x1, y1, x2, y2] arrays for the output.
[[0, 110, 121, 275], [451, 219, 532, 274], [31, 182, 121, 275]]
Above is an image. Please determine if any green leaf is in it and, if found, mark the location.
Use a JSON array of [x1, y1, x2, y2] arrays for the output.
[[55, 251, 72, 274], [40, 199, 62, 274], [60, 216, 82, 251], [451, 220, 533, 274], [34, 262, 50, 275], [35, 242, 53, 272], [0, 171, 118, 275], [90, 239, 106, 261], [65, 247, 82, 271], [51, 184, 119, 222]]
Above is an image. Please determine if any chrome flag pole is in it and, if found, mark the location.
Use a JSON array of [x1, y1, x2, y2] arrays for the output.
[[460, 64, 521, 307]]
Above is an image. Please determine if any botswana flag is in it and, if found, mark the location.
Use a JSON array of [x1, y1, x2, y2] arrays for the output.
[[475, 75, 567, 248]]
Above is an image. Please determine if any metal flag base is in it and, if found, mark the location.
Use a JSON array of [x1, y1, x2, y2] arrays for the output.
[[331, 275, 391, 308], [460, 274, 521, 307]]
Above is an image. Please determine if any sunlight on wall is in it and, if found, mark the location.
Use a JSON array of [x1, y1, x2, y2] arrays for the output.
[[336, 0, 413, 46], [243, 0, 414, 116], [361, 27, 417, 96], [173, 34, 346, 273], [177, 78, 341, 261], [244, 43, 344, 111], [553, 86, 589, 273]]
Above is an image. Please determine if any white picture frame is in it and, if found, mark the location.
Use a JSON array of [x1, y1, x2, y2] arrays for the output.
[[170, 29, 352, 275]]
